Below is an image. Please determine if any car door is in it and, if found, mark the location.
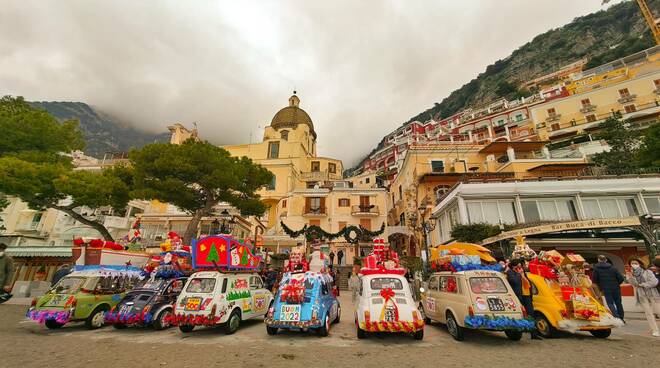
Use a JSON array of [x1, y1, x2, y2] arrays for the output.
[[440, 275, 463, 325], [249, 275, 269, 318], [424, 276, 441, 320]]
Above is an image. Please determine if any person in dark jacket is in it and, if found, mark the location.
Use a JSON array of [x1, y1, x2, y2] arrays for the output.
[[51, 264, 72, 285], [592, 255, 625, 321], [506, 258, 541, 339]]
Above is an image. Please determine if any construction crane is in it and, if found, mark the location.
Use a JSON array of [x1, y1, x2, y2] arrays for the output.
[[603, 0, 660, 45], [635, 0, 660, 45]]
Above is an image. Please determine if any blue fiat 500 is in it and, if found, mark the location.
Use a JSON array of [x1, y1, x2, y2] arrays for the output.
[[265, 271, 340, 336]]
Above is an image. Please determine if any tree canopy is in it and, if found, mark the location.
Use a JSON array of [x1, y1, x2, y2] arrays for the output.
[[130, 139, 273, 244], [0, 95, 131, 241], [591, 114, 659, 172]]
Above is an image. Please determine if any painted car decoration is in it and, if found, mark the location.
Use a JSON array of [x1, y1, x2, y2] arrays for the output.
[[265, 271, 340, 336], [27, 268, 142, 330]]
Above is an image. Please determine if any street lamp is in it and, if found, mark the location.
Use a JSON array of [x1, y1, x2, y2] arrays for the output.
[[409, 212, 437, 274], [218, 209, 236, 235]]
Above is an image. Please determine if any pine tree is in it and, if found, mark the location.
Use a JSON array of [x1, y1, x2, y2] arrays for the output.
[[240, 247, 249, 265], [207, 243, 219, 263]]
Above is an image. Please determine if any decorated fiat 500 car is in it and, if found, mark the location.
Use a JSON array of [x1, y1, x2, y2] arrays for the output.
[[526, 251, 623, 338], [27, 267, 141, 330], [172, 234, 271, 334], [106, 277, 187, 330], [355, 239, 424, 340], [174, 271, 272, 333], [265, 252, 340, 336], [420, 270, 534, 341]]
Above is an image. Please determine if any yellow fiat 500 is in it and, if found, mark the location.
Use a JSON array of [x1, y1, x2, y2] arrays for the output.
[[527, 273, 622, 338]]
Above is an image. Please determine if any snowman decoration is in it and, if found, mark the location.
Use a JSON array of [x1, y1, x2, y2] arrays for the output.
[[230, 246, 241, 266]]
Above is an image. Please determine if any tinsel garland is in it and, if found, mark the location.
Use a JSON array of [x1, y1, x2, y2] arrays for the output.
[[104, 311, 154, 325], [464, 315, 535, 331], [26, 310, 72, 324], [164, 312, 224, 326], [280, 221, 386, 244]]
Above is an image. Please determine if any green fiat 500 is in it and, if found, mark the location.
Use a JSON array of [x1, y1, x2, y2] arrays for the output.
[[27, 271, 140, 329]]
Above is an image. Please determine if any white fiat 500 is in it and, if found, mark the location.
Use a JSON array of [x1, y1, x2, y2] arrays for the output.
[[355, 273, 424, 340], [174, 271, 273, 334]]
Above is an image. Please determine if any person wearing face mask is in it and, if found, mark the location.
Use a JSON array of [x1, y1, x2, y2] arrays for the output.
[[506, 258, 541, 339], [0, 243, 15, 303], [625, 257, 660, 337]]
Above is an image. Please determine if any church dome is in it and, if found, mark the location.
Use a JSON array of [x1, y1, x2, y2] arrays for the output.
[[270, 93, 316, 138]]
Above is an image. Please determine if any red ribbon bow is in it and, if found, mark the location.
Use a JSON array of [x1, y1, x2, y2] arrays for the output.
[[380, 288, 395, 301]]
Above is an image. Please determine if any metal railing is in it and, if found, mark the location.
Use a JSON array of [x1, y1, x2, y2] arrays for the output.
[[303, 206, 327, 216], [351, 205, 379, 215]]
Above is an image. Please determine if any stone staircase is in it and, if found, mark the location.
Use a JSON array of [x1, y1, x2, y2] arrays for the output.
[[333, 265, 353, 290]]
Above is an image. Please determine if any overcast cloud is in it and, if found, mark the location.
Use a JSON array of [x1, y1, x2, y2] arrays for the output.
[[0, 0, 622, 166]]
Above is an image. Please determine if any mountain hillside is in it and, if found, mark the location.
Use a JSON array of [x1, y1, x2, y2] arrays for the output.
[[30, 101, 169, 158], [407, 0, 657, 124]]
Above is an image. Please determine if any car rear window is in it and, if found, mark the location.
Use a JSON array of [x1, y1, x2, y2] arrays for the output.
[[469, 277, 508, 294], [370, 277, 403, 290], [186, 278, 216, 293]]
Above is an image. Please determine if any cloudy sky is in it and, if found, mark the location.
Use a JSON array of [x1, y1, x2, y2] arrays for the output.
[[0, 0, 622, 166]]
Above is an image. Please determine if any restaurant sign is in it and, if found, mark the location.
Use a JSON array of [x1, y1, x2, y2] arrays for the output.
[[480, 216, 641, 245]]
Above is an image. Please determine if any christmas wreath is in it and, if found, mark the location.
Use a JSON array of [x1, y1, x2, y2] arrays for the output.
[[343, 226, 360, 244]]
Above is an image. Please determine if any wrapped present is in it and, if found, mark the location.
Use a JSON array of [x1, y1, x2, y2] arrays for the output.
[[543, 250, 564, 267], [561, 253, 586, 266], [571, 299, 599, 321]]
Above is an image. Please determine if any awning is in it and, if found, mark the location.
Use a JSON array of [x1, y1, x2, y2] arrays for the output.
[[527, 162, 592, 172], [6, 247, 73, 258]]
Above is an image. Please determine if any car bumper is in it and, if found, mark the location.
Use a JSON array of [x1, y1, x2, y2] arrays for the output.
[[264, 318, 322, 329], [26, 307, 73, 324], [557, 314, 623, 333], [464, 316, 535, 331], [359, 320, 424, 333]]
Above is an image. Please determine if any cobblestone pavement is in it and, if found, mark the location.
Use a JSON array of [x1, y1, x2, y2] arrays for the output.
[[1, 294, 658, 368]]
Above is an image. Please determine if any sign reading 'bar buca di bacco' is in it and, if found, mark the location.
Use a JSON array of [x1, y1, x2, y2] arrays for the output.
[[480, 216, 642, 245]]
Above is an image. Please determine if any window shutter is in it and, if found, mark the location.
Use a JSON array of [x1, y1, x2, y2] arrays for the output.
[[320, 197, 326, 213]]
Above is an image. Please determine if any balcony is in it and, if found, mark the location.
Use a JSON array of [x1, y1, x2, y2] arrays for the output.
[[579, 104, 597, 114], [303, 206, 327, 217], [351, 205, 379, 216], [545, 114, 562, 123], [617, 94, 636, 104], [101, 215, 130, 229], [300, 170, 341, 182], [17, 222, 40, 231]]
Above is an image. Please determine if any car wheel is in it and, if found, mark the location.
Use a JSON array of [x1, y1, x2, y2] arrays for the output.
[[419, 303, 431, 324], [589, 329, 611, 339], [317, 315, 330, 337], [113, 323, 127, 330], [85, 305, 109, 330], [224, 309, 241, 335], [534, 313, 557, 338], [178, 324, 194, 333], [504, 330, 523, 341], [266, 325, 278, 335], [446, 311, 464, 341], [413, 328, 424, 340], [356, 322, 366, 339], [153, 309, 172, 330], [45, 319, 64, 329], [333, 305, 341, 324]]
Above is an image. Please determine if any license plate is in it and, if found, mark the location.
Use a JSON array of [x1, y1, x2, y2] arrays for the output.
[[185, 297, 202, 311], [280, 305, 301, 322], [119, 305, 131, 314], [487, 298, 505, 312]]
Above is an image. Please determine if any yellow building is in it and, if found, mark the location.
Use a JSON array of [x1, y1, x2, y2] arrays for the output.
[[531, 56, 660, 144], [386, 142, 589, 257], [221, 94, 343, 228]]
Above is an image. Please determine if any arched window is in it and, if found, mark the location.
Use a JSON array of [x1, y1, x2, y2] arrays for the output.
[[280, 130, 289, 141], [433, 185, 452, 203]]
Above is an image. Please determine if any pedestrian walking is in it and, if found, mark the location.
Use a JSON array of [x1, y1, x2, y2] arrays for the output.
[[51, 264, 72, 285], [0, 243, 15, 304], [592, 255, 625, 321], [506, 258, 541, 340], [625, 257, 660, 337], [329, 251, 335, 265], [349, 272, 360, 303]]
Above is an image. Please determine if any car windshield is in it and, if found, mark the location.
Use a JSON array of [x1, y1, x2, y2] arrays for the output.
[[370, 277, 403, 290], [139, 279, 166, 290], [469, 277, 508, 294], [52, 277, 86, 294], [186, 278, 216, 293]]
